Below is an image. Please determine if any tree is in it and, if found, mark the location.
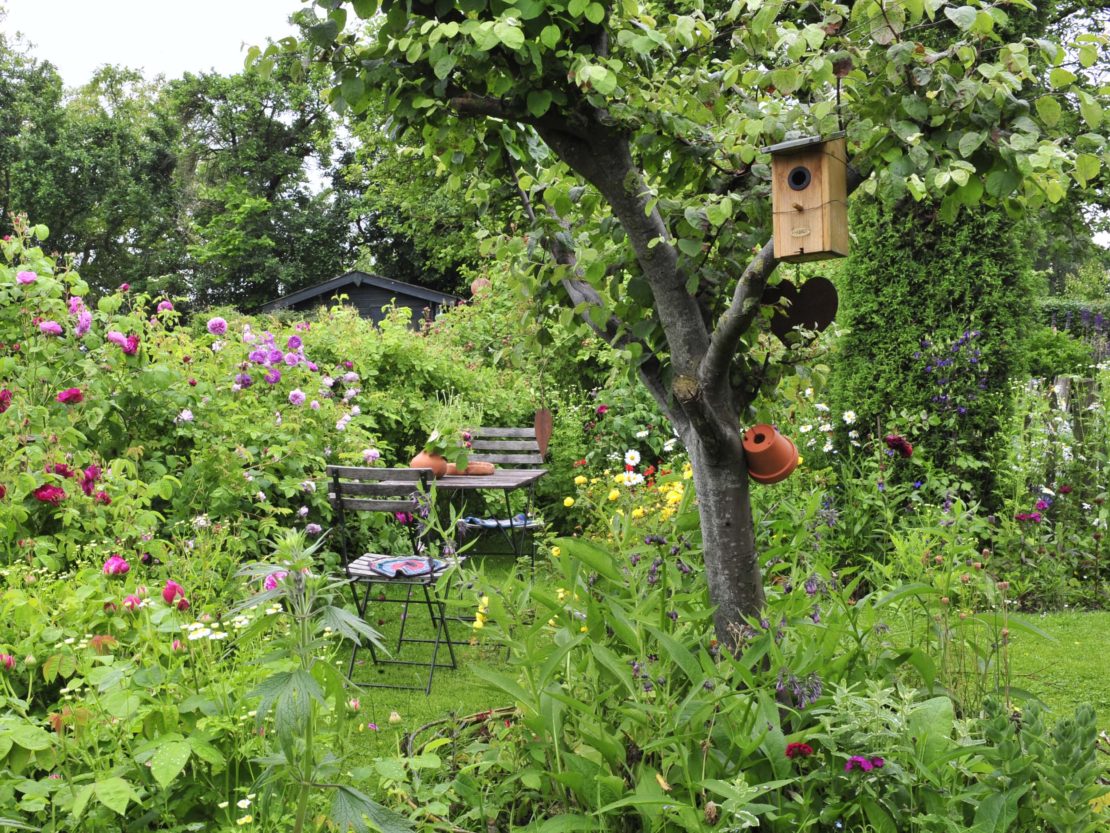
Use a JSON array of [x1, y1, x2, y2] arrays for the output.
[[282, 0, 1105, 645]]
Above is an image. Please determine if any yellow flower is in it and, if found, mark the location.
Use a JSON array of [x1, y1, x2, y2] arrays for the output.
[[580, 626, 588, 633], [607, 488, 620, 501], [660, 507, 674, 520], [798, 455, 804, 465], [550, 546, 561, 558], [563, 497, 575, 507], [236, 815, 253, 826], [574, 475, 587, 485], [631, 507, 645, 519], [547, 618, 557, 627], [666, 490, 682, 505], [472, 618, 485, 630]]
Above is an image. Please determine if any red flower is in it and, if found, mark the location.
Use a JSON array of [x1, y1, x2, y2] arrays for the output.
[[1059, 485, 1073, 494], [0, 484, 6, 500], [785, 742, 815, 759], [0, 388, 11, 413], [883, 434, 913, 458], [46, 463, 77, 478], [56, 388, 83, 404], [123, 334, 140, 355], [596, 404, 609, 416], [33, 484, 66, 505], [94, 491, 111, 505]]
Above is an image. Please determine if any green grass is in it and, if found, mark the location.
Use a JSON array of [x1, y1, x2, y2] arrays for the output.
[[1007, 610, 1110, 732]]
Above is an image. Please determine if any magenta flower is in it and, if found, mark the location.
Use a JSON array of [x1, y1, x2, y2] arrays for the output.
[[596, 404, 609, 416], [39, 320, 63, 336], [284, 352, 300, 366], [287, 335, 302, 350], [176, 597, 190, 611], [171, 639, 184, 652], [16, 271, 36, 284], [0, 653, 14, 671], [263, 570, 289, 591], [123, 334, 140, 355], [122, 594, 142, 611], [265, 368, 281, 385], [103, 555, 130, 576], [157, 300, 174, 312], [844, 755, 885, 772], [206, 317, 228, 336], [162, 579, 185, 605], [288, 389, 306, 406], [33, 484, 66, 505], [1035, 499, 1049, 511], [119, 283, 130, 292], [75, 310, 92, 337], [94, 490, 111, 505], [0, 389, 11, 413], [106, 330, 127, 348], [56, 388, 84, 405]]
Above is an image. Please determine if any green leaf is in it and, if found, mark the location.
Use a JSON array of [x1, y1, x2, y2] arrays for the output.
[[677, 238, 703, 257], [307, 20, 340, 48], [6, 721, 52, 752], [553, 537, 622, 581], [943, 6, 977, 30], [94, 777, 139, 816], [1048, 68, 1075, 89], [1075, 153, 1101, 186], [1034, 96, 1062, 128], [331, 784, 412, 833], [972, 785, 1029, 832], [644, 626, 701, 683], [71, 785, 94, 820], [958, 131, 985, 158], [861, 797, 897, 833], [985, 168, 1020, 197], [527, 90, 553, 117], [584, 3, 606, 24], [568, 0, 590, 16], [540, 24, 562, 49], [1078, 92, 1102, 129], [150, 740, 191, 788], [493, 21, 525, 50], [535, 815, 598, 833], [351, 0, 378, 19]]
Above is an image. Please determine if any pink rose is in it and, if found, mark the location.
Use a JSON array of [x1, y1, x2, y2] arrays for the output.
[[39, 320, 63, 336], [103, 555, 130, 575], [16, 271, 36, 284], [162, 579, 185, 605], [56, 388, 83, 405], [122, 594, 142, 611]]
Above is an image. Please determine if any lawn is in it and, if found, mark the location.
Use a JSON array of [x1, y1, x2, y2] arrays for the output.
[[1009, 610, 1110, 732]]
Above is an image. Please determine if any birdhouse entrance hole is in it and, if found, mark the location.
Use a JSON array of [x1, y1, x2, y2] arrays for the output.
[[788, 166, 812, 191]]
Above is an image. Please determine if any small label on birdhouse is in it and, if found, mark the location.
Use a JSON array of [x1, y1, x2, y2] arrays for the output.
[[791, 227, 811, 237]]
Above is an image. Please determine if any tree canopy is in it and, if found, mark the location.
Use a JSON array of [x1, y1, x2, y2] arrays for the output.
[[283, 0, 1109, 640]]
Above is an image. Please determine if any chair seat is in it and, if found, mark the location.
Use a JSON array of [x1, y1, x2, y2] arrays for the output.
[[461, 514, 543, 531], [347, 554, 450, 579]]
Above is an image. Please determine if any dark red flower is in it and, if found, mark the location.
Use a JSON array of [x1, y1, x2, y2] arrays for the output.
[[785, 742, 815, 759], [1059, 485, 1073, 495], [883, 434, 914, 458], [0, 484, 6, 500], [0, 388, 12, 413], [56, 388, 83, 404], [46, 463, 77, 478], [32, 484, 66, 505], [596, 404, 609, 416], [94, 491, 111, 505]]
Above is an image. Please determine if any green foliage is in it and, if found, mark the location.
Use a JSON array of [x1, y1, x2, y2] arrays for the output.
[[1022, 325, 1094, 378], [828, 198, 1037, 504]]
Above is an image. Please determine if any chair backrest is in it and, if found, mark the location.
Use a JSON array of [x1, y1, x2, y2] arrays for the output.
[[326, 466, 432, 568], [326, 466, 431, 516], [469, 426, 544, 468]]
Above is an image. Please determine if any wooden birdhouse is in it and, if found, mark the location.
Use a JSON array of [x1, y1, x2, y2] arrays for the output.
[[764, 133, 849, 263]]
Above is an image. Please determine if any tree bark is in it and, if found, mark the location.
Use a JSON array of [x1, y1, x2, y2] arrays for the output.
[[683, 426, 763, 649]]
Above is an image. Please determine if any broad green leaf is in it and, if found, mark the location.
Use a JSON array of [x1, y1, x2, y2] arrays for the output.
[[351, 0, 377, 19], [584, 2, 606, 24], [1078, 92, 1103, 129], [535, 815, 599, 833], [958, 131, 985, 158], [553, 537, 622, 581], [493, 21, 525, 50], [1048, 68, 1075, 89], [150, 740, 191, 788], [861, 796, 897, 833], [1075, 153, 1101, 185], [331, 784, 412, 833], [540, 25, 561, 49], [94, 777, 139, 816], [527, 90, 553, 117], [1034, 97, 1062, 127], [568, 0, 589, 16], [972, 785, 1029, 832], [943, 6, 977, 30], [645, 626, 701, 683]]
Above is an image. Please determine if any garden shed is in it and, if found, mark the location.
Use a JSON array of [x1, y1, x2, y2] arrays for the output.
[[259, 270, 460, 327]]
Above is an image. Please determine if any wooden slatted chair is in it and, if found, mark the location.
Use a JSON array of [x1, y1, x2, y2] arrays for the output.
[[327, 465, 459, 695], [459, 426, 546, 564]]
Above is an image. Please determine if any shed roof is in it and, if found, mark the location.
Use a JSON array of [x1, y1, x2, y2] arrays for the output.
[[259, 270, 459, 312]]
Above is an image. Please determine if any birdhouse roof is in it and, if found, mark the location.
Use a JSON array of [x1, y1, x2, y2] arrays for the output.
[[761, 131, 845, 156]]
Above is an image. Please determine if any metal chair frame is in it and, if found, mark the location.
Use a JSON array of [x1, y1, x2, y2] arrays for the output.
[[459, 426, 545, 567], [328, 465, 458, 695]]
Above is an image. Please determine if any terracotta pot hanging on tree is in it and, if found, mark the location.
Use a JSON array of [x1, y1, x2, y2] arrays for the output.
[[742, 424, 799, 484]]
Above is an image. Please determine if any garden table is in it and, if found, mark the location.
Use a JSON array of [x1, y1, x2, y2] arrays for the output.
[[378, 467, 547, 562]]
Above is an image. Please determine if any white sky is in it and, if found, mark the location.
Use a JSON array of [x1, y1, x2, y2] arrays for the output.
[[2, 0, 302, 86]]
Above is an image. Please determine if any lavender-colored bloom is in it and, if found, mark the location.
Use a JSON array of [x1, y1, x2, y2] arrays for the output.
[[362, 448, 381, 464], [287, 335, 302, 349], [284, 352, 300, 366], [206, 317, 227, 335], [268, 349, 284, 364], [16, 270, 36, 284], [248, 349, 267, 363], [288, 388, 306, 406], [306, 523, 323, 535], [342, 372, 359, 384], [265, 368, 281, 385], [306, 361, 318, 372], [235, 372, 253, 388], [297, 506, 309, 517], [310, 400, 320, 410], [39, 320, 63, 336], [157, 300, 174, 312], [75, 310, 92, 337]]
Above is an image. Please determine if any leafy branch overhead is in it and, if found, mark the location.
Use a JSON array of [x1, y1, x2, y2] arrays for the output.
[[287, 1, 1106, 384]]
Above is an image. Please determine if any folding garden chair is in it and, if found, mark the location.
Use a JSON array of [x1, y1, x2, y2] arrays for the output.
[[457, 426, 546, 567], [327, 465, 459, 695]]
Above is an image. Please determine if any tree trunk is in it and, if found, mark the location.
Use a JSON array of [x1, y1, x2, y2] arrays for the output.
[[682, 427, 764, 649]]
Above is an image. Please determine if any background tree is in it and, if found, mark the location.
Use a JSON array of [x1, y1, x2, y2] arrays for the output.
[[287, 0, 1110, 644]]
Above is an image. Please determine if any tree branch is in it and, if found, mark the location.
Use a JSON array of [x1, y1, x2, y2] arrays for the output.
[[700, 164, 865, 389]]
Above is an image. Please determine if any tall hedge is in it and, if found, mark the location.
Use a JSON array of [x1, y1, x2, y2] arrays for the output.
[[828, 197, 1036, 503]]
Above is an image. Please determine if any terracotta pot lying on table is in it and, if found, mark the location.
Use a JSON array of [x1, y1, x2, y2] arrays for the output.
[[445, 461, 496, 476]]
